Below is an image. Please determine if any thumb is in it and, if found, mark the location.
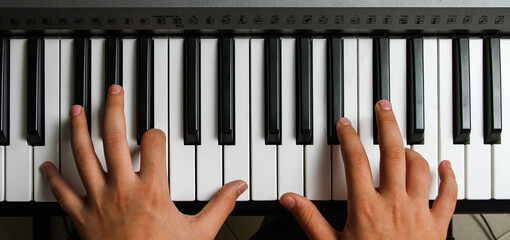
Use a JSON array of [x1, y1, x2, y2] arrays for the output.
[[280, 193, 339, 240], [196, 180, 247, 231]]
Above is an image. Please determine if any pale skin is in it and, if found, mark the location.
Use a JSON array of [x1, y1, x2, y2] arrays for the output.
[[41, 85, 457, 239], [41, 85, 248, 240], [279, 100, 458, 240]]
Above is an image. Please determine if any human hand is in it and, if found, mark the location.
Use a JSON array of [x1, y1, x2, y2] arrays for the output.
[[280, 100, 457, 240], [41, 85, 247, 240]]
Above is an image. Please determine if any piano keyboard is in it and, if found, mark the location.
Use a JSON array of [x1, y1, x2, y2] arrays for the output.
[[0, 36, 509, 204]]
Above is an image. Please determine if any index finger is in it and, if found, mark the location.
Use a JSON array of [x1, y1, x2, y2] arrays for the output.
[[102, 85, 134, 181], [375, 100, 406, 193], [336, 117, 375, 199]]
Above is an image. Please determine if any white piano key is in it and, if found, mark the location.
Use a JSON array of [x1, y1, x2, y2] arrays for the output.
[[122, 39, 140, 172], [169, 38, 196, 201], [60, 39, 85, 196], [153, 38, 169, 177], [438, 39, 465, 199], [224, 38, 250, 201], [91, 38, 107, 171], [358, 38, 380, 187], [6, 39, 32, 201], [332, 37, 357, 200], [278, 38, 304, 198], [389, 39, 408, 147], [465, 38, 491, 199], [34, 38, 60, 202], [412, 38, 439, 199], [0, 147, 4, 201], [251, 38, 277, 200], [493, 39, 510, 199], [196, 38, 222, 200], [305, 38, 331, 200]]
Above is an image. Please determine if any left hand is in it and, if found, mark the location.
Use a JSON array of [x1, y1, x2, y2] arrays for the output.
[[41, 84, 247, 240]]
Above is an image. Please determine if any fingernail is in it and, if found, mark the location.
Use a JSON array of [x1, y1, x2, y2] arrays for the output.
[[281, 196, 296, 210], [41, 162, 50, 174], [378, 100, 392, 110], [109, 84, 121, 94], [237, 182, 248, 195], [69, 105, 81, 117], [443, 160, 452, 169], [338, 117, 351, 126]]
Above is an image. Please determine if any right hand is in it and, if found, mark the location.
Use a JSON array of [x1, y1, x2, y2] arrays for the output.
[[280, 100, 458, 240]]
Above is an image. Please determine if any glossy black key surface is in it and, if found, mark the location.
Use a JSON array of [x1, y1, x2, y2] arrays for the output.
[[296, 37, 313, 145], [218, 37, 235, 145], [373, 37, 390, 144], [184, 37, 200, 145], [406, 38, 425, 145], [74, 37, 91, 134], [105, 37, 122, 97], [27, 37, 44, 146], [453, 37, 471, 144], [0, 38, 9, 145], [265, 37, 282, 145], [137, 36, 154, 145], [327, 37, 343, 145], [483, 37, 502, 144]]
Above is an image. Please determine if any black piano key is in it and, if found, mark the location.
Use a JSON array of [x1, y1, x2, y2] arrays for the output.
[[0, 38, 9, 145], [184, 37, 200, 145], [373, 37, 390, 144], [483, 37, 502, 144], [74, 37, 91, 134], [406, 37, 425, 145], [453, 37, 471, 144], [137, 36, 154, 145], [27, 37, 44, 146], [327, 37, 343, 145], [296, 37, 313, 145], [218, 37, 235, 145], [105, 37, 122, 97], [265, 37, 282, 145]]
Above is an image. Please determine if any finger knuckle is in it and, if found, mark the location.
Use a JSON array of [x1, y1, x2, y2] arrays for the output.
[[356, 196, 376, 221], [212, 188, 236, 213], [378, 115, 397, 127], [345, 151, 367, 167], [104, 132, 126, 146], [411, 158, 430, 175], [386, 146, 404, 161], [294, 205, 315, 228]]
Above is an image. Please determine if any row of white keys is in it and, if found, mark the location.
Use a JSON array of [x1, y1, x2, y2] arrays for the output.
[[389, 39, 408, 148], [251, 38, 277, 200], [465, 38, 491, 199], [438, 39, 465, 199], [305, 39, 331, 200], [33, 38, 60, 201], [278, 38, 304, 198], [223, 38, 250, 201], [412, 39, 439, 199], [169, 38, 196, 201], [493, 39, 510, 199], [6, 39, 32, 201], [122, 39, 141, 172], [153, 38, 169, 177], [332, 37, 358, 200], [196, 38, 222, 200], [358, 38, 380, 187]]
